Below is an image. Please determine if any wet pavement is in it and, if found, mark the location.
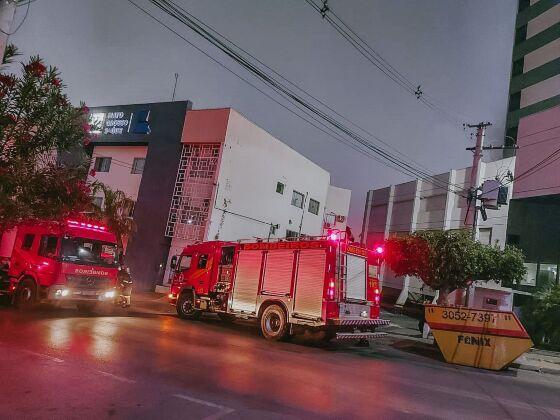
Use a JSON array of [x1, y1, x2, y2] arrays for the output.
[[1, 298, 559, 419]]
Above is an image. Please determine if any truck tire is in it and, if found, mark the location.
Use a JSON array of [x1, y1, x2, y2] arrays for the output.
[[260, 304, 289, 341], [177, 291, 201, 320], [77, 302, 98, 313], [14, 278, 37, 309]]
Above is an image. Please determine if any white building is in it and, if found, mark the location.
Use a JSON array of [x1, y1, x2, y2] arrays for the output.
[[163, 108, 350, 284], [361, 157, 515, 305]]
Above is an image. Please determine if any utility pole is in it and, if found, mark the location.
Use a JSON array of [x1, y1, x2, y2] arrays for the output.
[[466, 122, 491, 240], [0, 0, 17, 58]]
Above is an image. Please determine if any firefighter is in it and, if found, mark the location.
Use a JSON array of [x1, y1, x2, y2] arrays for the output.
[[117, 265, 132, 308]]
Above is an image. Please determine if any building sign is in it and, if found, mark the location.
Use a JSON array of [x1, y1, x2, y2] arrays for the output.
[[89, 109, 151, 136]]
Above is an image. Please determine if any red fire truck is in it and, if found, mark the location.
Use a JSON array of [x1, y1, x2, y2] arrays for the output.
[[168, 232, 390, 341], [0, 220, 120, 311]]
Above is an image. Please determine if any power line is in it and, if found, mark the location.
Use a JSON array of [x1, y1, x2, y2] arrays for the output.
[[124, 0, 422, 177], [133, 0, 466, 196], [303, 0, 470, 129], [0, 0, 30, 36]]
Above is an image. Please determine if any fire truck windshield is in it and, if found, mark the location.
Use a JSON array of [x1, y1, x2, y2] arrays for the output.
[[61, 237, 118, 268]]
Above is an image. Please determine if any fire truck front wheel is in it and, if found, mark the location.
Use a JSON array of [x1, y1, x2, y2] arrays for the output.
[[177, 291, 201, 320], [260, 304, 289, 341], [14, 278, 38, 309]]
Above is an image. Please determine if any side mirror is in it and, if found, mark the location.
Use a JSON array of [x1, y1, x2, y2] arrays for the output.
[[170, 255, 178, 270]]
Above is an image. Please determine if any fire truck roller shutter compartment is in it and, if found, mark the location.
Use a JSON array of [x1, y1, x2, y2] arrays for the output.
[[293, 249, 326, 319], [231, 250, 262, 313], [261, 250, 294, 295], [345, 254, 367, 301]]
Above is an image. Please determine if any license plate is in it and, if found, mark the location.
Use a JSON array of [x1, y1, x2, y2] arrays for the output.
[[80, 290, 98, 296]]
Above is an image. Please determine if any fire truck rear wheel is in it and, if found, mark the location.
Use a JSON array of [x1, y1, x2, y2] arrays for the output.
[[177, 292, 201, 320], [260, 304, 289, 341], [14, 278, 37, 309]]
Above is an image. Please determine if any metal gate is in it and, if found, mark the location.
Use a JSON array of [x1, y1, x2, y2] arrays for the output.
[[293, 249, 326, 319], [231, 250, 262, 313]]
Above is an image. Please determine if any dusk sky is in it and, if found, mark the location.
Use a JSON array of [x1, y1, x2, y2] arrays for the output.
[[12, 0, 517, 230]]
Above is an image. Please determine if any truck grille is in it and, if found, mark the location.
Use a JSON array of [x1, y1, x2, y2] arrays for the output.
[[66, 275, 112, 290]]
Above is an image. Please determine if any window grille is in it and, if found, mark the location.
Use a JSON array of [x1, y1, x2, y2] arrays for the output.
[[165, 144, 221, 241]]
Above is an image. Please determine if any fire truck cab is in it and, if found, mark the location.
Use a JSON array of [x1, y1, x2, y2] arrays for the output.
[[169, 233, 389, 341], [0, 220, 120, 311]]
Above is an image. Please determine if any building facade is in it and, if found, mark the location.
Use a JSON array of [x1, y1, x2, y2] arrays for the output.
[[361, 158, 515, 305], [504, 0, 560, 299], [88, 105, 350, 290], [162, 108, 350, 285]]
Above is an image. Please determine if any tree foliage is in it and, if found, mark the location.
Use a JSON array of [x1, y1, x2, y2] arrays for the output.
[[0, 45, 95, 228], [384, 230, 526, 300], [522, 285, 560, 350], [91, 184, 135, 250]]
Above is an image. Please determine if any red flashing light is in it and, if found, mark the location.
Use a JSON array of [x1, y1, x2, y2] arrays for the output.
[[375, 246, 384, 255], [66, 219, 107, 232], [374, 288, 380, 295], [328, 232, 339, 241]]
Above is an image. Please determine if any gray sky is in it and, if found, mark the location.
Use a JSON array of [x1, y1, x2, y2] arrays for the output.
[[11, 0, 517, 230]]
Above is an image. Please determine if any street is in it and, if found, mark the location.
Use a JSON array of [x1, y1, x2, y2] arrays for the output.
[[1, 297, 559, 420]]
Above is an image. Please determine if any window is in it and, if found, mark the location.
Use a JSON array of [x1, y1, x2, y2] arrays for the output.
[[521, 263, 537, 286], [61, 237, 118, 267], [537, 263, 558, 287], [286, 229, 298, 239], [220, 247, 235, 266], [276, 182, 285, 194], [39, 236, 58, 258], [197, 254, 208, 269], [131, 158, 145, 174], [308, 198, 320, 215], [21, 234, 35, 250], [94, 157, 112, 172], [179, 255, 192, 271], [92, 196, 103, 209], [291, 190, 304, 208]]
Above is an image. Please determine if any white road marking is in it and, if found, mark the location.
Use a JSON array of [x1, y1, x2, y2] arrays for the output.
[[173, 394, 235, 419], [21, 349, 64, 363], [94, 370, 137, 384]]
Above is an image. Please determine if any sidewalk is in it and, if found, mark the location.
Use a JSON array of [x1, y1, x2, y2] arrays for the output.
[[381, 309, 560, 375]]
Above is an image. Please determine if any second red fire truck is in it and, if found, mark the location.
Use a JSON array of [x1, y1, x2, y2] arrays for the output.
[[169, 232, 389, 341], [0, 220, 121, 311]]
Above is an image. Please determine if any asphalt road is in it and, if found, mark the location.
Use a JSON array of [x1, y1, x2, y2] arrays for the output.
[[1, 298, 559, 420]]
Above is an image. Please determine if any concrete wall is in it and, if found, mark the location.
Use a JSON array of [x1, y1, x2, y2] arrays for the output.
[[324, 185, 352, 233], [89, 145, 148, 202], [206, 109, 330, 242], [526, 3, 560, 38], [514, 105, 560, 199]]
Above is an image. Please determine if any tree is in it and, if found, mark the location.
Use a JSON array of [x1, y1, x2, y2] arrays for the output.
[[0, 45, 94, 229], [91, 183, 135, 252], [522, 285, 560, 350], [385, 230, 526, 304]]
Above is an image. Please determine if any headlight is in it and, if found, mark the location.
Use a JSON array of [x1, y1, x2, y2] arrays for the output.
[[104, 290, 116, 299], [56, 289, 71, 297]]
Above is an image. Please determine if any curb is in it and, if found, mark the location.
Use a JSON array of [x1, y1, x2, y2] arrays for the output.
[[510, 363, 560, 376]]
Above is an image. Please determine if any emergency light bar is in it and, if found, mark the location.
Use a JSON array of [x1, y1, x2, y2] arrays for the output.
[[67, 220, 106, 231]]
